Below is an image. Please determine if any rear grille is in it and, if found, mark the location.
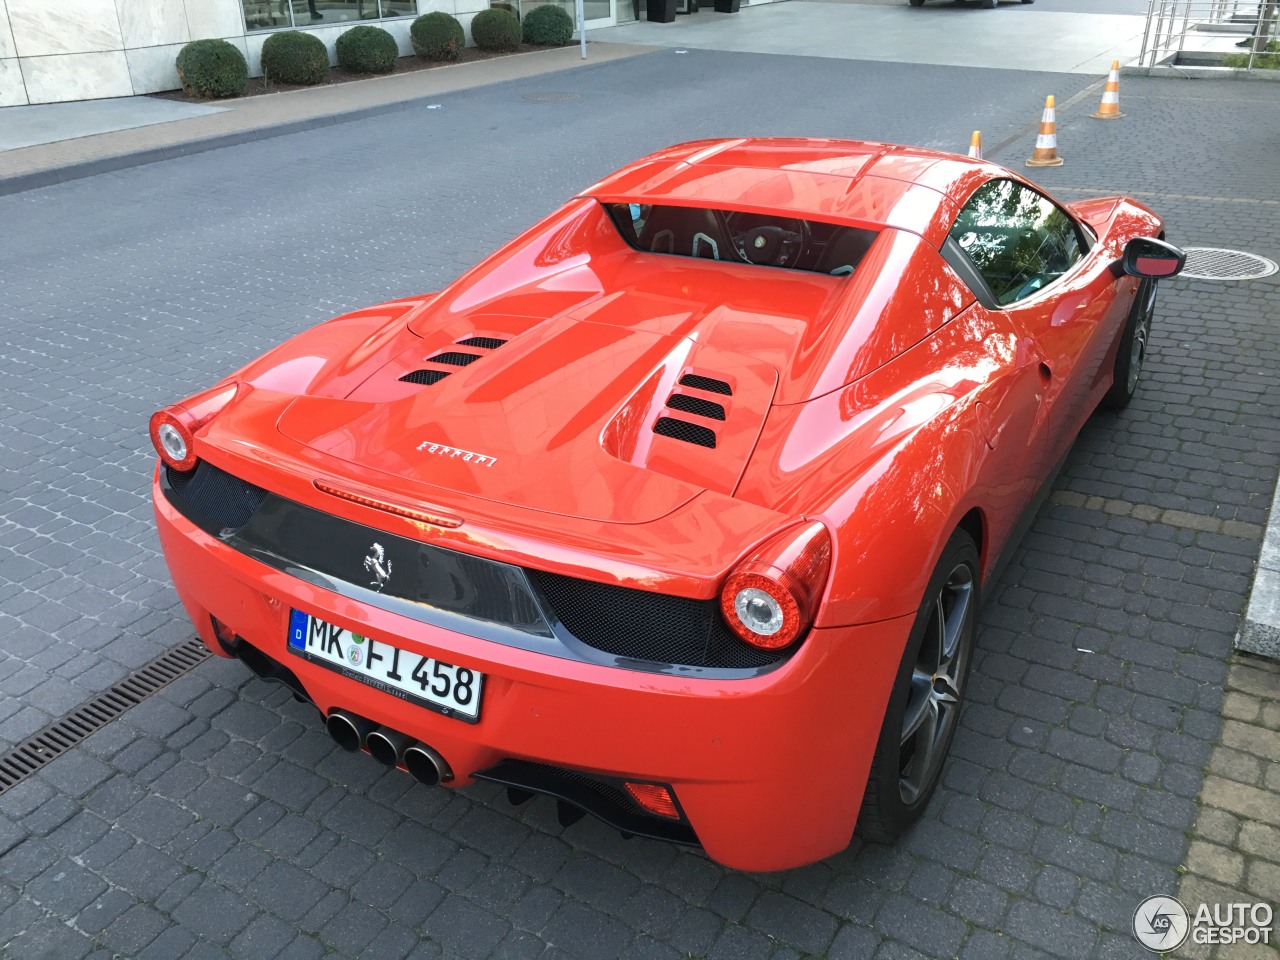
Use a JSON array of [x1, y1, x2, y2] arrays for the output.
[[527, 570, 786, 669], [164, 461, 267, 535], [456, 336, 508, 349], [678, 373, 732, 395], [654, 416, 717, 449], [428, 351, 483, 366], [400, 369, 451, 385], [666, 393, 726, 421]]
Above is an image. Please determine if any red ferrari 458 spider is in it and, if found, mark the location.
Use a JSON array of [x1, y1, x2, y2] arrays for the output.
[[151, 138, 1184, 871]]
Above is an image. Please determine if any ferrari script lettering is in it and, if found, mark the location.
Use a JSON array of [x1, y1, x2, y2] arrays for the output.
[[416, 441, 497, 467]]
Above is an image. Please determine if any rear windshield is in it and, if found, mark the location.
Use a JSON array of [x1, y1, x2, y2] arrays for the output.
[[604, 203, 877, 277]]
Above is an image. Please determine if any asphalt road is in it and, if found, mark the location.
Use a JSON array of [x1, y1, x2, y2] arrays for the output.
[[1, 47, 1279, 960]]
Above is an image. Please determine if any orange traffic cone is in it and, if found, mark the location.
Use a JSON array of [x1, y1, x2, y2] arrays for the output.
[[967, 131, 982, 160], [1091, 60, 1124, 119], [1026, 95, 1064, 168]]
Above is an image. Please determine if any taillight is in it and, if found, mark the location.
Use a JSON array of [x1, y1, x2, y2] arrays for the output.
[[148, 384, 238, 472], [720, 521, 831, 651]]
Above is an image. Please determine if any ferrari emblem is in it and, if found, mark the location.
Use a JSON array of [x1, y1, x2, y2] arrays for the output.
[[363, 543, 392, 591]]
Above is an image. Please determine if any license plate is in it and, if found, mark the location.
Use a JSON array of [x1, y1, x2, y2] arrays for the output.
[[286, 609, 483, 723]]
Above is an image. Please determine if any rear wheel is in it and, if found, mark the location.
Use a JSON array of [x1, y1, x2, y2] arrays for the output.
[[1101, 278, 1156, 410], [858, 529, 980, 842], [909, 0, 925, 6], [982, 0, 997, 7]]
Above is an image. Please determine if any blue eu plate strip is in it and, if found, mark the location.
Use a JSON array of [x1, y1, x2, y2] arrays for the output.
[[287, 609, 308, 650]]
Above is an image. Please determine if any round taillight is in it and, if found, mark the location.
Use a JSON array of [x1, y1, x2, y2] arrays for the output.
[[149, 410, 197, 472], [719, 522, 831, 652], [722, 572, 802, 650]]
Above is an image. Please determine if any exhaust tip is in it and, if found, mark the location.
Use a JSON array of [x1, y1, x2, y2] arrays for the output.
[[326, 709, 374, 752], [366, 727, 413, 767], [404, 743, 452, 786]]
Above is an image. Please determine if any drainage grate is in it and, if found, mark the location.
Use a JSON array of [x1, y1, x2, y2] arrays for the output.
[[522, 91, 582, 103], [1180, 247, 1278, 281], [0, 637, 211, 795]]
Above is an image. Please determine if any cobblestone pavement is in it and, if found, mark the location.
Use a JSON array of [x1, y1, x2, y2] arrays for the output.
[[1, 54, 1278, 959]]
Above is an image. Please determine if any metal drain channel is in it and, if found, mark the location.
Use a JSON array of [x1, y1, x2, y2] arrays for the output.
[[0, 637, 211, 795], [1180, 247, 1279, 281]]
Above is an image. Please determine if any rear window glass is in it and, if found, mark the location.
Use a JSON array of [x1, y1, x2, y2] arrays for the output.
[[604, 203, 877, 277]]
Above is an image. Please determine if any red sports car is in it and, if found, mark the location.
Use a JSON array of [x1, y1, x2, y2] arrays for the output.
[[151, 138, 1184, 871]]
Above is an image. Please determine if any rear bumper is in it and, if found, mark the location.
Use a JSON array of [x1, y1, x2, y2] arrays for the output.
[[155, 475, 911, 871]]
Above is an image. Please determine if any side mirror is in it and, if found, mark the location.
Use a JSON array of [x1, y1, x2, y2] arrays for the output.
[[1121, 236, 1186, 279]]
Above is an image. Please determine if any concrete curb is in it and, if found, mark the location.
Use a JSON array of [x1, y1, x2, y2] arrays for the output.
[[1238, 476, 1280, 660]]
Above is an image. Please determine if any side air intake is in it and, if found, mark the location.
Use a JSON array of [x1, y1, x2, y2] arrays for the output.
[[653, 417, 717, 449]]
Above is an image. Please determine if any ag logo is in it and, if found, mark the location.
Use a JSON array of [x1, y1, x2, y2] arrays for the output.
[[1134, 895, 1190, 952]]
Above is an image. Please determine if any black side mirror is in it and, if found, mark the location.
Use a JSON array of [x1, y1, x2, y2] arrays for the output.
[[1121, 236, 1186, 279]]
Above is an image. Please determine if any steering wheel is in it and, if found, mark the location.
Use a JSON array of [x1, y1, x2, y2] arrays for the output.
[[725, 213, 810, 267]]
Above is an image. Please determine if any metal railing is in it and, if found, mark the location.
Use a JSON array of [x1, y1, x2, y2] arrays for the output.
[[1138, 0, 1278, 69]]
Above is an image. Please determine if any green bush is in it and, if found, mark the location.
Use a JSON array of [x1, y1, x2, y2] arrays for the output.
[[175, 39, 248, 99], [411, 12, 465, 61], [523, 4, 573, 45], [1224, 39, 1280, 69], [471, 8, 521, 53], [335, 24, 399, 74], [260, 30, 330, 85]]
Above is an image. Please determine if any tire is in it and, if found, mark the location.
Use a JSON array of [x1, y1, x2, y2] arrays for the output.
[[909, 0, 925, 6], [857, 529, 980, 842], [1101, 278, 1156, 410], [982, 0, 997, 7]]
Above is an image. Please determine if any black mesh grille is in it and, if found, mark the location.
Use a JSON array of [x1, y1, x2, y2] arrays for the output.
[[456, 336, 508, 349], [654, 417, 717, 449], [678, 374, 732, 396], [428, 351, 483, 366], [666, 393, 726, 421], [164, 461, 266, 534], [400, 369, 451, 385], [527, 570, 785, 669]]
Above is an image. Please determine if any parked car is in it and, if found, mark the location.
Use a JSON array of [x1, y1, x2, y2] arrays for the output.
[[151, 137, 1184, 871]]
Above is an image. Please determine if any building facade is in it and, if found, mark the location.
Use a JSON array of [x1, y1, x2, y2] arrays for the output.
[[0, 0, 772, 107]]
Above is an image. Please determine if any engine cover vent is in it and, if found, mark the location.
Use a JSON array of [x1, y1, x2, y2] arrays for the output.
[[400, 369, 451, 385], [456, 336, 508, 349], [678, 373, 732, 396], [428, 351, 483, 366], [666, 393, 726, 421], [654, 417, 717, 449]]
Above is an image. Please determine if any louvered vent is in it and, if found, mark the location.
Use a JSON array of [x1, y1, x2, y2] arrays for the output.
[[428, 351, 483, 366], [666, 393, 725, 421], [654, 417, 717, 448], [457, 336, 508, 349], [678, 374, 732, 396], [400, 369, 451, 385]]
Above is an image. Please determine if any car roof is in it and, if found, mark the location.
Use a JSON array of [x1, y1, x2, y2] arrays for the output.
[[580, 138, 1003, 248]]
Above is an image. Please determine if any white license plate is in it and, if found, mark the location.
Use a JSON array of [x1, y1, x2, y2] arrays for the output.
[[286, 609, 483, 723]]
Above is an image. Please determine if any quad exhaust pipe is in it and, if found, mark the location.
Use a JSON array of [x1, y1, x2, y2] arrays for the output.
[[324, 709, 452, 784]]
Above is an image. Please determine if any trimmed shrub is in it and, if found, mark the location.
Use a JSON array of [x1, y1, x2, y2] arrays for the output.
[[260, 30, 330, 85], [471, 8, 521, 53], [175, 39, 248, 99], [411, 12, 465, 61], [336, 24, 398, 74], [523, 4, 573, 45]]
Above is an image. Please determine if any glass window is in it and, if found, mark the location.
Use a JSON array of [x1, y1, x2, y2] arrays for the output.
[[949, 179, 1084, 306], [604, 203, 877, 276], [242, 0, 417, 31]]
